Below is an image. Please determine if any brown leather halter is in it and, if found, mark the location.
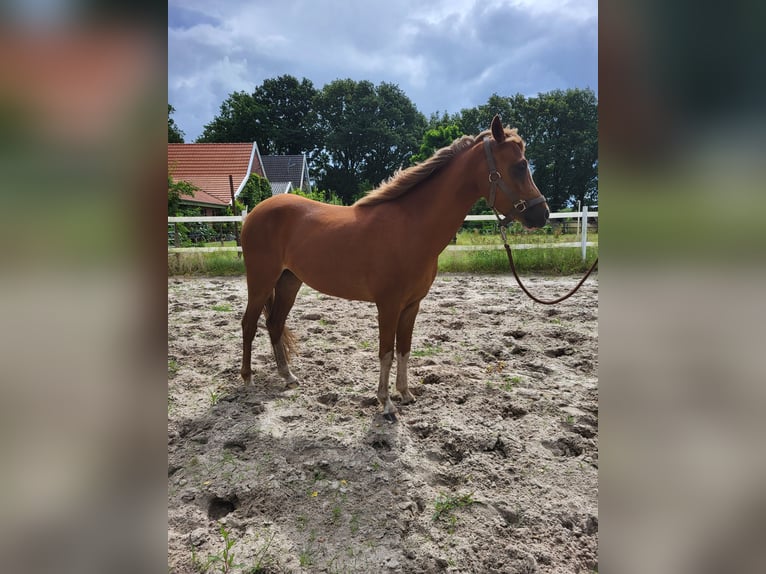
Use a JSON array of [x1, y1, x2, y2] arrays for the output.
[[483, 136, 598, 304], [482, 136, 547, 226]]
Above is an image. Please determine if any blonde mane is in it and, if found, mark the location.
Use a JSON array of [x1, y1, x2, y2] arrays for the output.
[[354, 127, 523, 207]]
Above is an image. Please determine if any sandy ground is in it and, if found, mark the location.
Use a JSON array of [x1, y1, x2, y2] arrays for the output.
[[168, 273, 598, 573]]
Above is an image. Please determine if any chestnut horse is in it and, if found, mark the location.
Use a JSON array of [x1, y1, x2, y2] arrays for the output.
[[240, 115, 548, 418]]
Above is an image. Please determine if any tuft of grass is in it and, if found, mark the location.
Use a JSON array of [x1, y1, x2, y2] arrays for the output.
[[209, 389, 221, 406], [212, 303, 233, 312], [331, 505, 342, 524], [168, 359, 179, 376], [432, 492, 476, 524], [502, 375, 522, 391], [412, 343, 442, 357]]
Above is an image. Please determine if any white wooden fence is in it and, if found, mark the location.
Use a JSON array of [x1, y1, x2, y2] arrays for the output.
[[169, 206, 598, 260]]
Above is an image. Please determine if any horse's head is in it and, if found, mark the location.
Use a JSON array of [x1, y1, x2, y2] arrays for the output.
[[481, 115, 549, 229]]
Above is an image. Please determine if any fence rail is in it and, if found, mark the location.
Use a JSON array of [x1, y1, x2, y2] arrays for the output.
[[168, 207, 598, 259]]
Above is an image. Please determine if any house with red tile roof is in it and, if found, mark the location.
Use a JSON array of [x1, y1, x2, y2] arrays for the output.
[[167, 142, 266, 214]]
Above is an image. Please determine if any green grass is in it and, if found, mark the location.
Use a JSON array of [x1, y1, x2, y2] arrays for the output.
[[169, 251, 245, 276], [432, 492, 476, 533], [168, 231, 597, 276], [412, 343, 442, 357], [438, 244, 598, 274]]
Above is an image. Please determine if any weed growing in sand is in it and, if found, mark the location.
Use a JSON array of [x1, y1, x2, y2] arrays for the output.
[[502, 375, 522, 391], [206, 523, 243, 573], [349, 512, 360, 534], [432, 492, 476, 532], [299, 532, 317, 567], [168, 359, 179, 376], [412, 343, 442, 357], [212, 303, 233, 312], [331, 504, 342, 524], [209, 389, 221, 406], [247, 530, 277, 573]]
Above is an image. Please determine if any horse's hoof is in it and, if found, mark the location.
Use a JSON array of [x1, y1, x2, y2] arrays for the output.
[[383, 412, 397, 423], [285, 376, 300, 389], [242, 374, 253, 386], [400, 392, 416, 405]]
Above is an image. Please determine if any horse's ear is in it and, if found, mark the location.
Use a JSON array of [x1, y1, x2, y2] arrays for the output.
[[490, 114, 505, 142]]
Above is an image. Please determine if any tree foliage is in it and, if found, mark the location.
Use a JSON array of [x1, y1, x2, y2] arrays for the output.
[[313, 79, 426, 204], [168, 104, 184, 143], [237, 173, 273, 211], [168, 172, 197, 215], [459, 89, 598, 210], [411, 124, 464, 164], [197, 90, 265, 145], [190, 77, 596, 209], [197, 75, 318, 155]]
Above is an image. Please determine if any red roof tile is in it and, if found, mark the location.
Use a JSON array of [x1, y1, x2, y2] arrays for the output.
[[168, 143, 264, 206]]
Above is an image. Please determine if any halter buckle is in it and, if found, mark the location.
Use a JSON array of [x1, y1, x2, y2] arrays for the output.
[[513, 199, 528, 213], [488, 170, 502, 183]]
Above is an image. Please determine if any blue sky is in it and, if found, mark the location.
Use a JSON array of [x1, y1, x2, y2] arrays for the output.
[[168, 0, 597, 142]]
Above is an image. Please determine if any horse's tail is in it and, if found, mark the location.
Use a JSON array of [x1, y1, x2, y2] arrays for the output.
[[263, 292, 298, 362]]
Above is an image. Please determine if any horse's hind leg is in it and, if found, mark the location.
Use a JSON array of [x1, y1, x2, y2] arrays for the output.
[[267, 270, 303, 387], [394, 300, 421, 405], [241, 293, 269, 385], [241, 264, 282, 385]]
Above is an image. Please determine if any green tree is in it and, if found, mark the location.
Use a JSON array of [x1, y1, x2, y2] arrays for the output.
[[313, 79, 425, 204], [237, 173, 273, 211], [523, 89, 598, 210], [168, 104, 184, 143], [294, 188, 343, 205], [168, 172, 197, 215], [196, 75, 318, 155], [411, 124, 464, 164], [456, 89, 598, 210], [254, 75, 319, 155], [197, 91, 265, 144]]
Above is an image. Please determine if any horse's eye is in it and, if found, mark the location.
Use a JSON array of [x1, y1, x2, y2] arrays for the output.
[[514, 160, 528, 175]]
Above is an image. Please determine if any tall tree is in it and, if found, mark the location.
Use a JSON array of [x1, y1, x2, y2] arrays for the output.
[[314, 79, 425, 204], [196, 75, 318, 155], [254, 75, 319, 155], [457, 89, 598, 210], [197, 91, 265, 143], [524, 89, 598, 210], [168, 104, 184, 143]]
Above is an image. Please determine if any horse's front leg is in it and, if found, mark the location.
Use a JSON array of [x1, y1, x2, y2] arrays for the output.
[[395, 300, 421, 405], [376, 303, 400, 418]]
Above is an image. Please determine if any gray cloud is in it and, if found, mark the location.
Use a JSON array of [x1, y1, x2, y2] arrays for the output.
[[168, 0, 596, 141]]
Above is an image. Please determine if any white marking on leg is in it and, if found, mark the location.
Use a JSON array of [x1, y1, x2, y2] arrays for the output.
[[273, 342, 299, 387], [396, 352, 415, 404], [377, 351, 395, 414]]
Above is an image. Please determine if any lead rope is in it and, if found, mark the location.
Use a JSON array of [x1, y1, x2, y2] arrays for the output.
[[495, 211, 598, 305]]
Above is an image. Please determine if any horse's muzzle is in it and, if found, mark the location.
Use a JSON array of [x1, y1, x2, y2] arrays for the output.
[[522, 203, 550, 229]]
